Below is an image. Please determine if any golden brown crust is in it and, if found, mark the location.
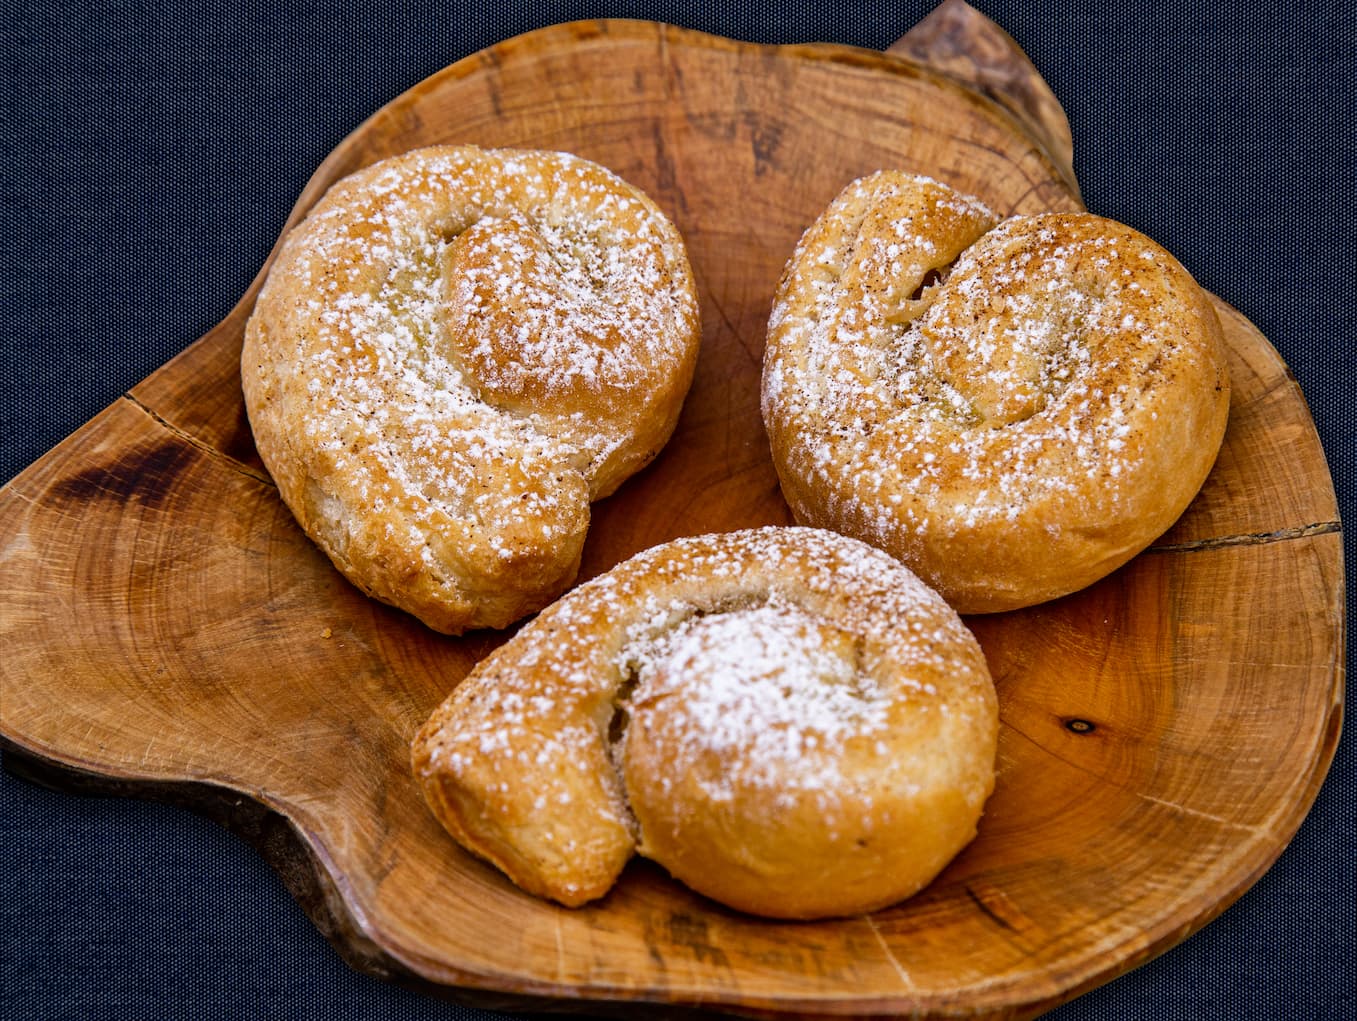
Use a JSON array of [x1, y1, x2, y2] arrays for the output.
[[242, 146, 701, 633], [761, 171, 1231, 613], [411, 526, 998, 918]]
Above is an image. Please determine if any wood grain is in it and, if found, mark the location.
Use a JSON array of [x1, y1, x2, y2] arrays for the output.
[[0, 10, 1343, 1020], [889, 0, 1079, 198]]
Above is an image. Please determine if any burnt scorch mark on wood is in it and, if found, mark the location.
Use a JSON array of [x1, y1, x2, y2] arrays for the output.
[[666, 911, 732, 969], [47, 437, 198, 508], [649, 119, 689, 219], [742, 109, 784, 177], [1148, 521, 1341, 554]]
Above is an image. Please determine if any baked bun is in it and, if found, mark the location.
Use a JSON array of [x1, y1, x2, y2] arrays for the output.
[[761, 172, 1230, 613], [411, 526, 999, 919], [242, 145, 700, 633]]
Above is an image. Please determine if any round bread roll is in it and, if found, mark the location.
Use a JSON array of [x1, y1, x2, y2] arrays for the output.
[[242, 145, 700, 633], [761, 171, 1230, 613], [411, 526, 999, 919]]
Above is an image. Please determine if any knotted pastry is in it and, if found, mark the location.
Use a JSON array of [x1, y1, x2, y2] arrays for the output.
[[411, 526, 999, 919], [761, 172, 1230, 613], [242, 145, 701, 633]]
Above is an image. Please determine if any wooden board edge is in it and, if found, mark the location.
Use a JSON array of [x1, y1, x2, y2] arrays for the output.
[[887, 0, 1079, 197]]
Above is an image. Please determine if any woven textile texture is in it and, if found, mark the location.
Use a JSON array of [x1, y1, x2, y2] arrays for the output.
[[2, 1, 1352, 1019]]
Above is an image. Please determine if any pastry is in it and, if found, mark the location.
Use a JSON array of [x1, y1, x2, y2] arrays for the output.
[[242, 145, 701, 633], [761, 171, 1230, 612], [411, 526, 999, 919]]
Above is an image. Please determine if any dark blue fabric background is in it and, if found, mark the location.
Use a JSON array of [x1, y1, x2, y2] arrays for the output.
[[1, 1, 1352, 1018]]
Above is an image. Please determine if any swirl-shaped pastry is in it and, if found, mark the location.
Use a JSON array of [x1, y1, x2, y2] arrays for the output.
[[411, 526, 999, 919], [242, 146, 701, 633], [762, 172, 1230, 613]]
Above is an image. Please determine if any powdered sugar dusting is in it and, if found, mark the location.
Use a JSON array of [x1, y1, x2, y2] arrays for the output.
[[762, 171, 1225, 608], [243, 145, 700, 630], [619, 596, 889, 803], [422, 525, 988, 817], [412, 526, 998, 909], [274, 146, 694, 508]]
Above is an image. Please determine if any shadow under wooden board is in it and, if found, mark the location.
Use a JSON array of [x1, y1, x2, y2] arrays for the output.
[[0, 4, 1344, 1019]]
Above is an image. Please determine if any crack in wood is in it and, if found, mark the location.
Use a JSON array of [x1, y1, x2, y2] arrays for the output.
[[965, 884, 1018, 932], [121, 392, 275, 488], [1147, 521, 1341, 553], [863, 914, 916, 990]]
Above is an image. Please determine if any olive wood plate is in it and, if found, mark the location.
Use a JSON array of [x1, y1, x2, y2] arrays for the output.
[[0, 3, 1344, 1018]]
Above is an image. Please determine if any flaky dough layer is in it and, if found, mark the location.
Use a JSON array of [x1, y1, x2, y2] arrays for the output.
[[242, 145, 700, 633], [412, 526, 999, 919], [762, 172, 1230, 613]]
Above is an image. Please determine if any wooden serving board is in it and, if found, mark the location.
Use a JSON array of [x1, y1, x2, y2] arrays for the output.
[[0, 4, 1344, 1018]]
